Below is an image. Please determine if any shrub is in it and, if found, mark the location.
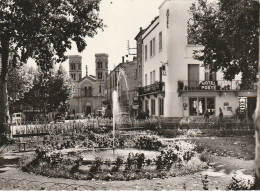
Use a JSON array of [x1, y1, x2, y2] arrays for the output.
[[89, 157, 102, 174], [199, 153, 209, 163], [227, 175, 255, 190], [156, 150, 179, 170], [134, 135, 163, 150], [111, 157, 124, 172], [136, 153, 145, 169], [136, 111, 149, 119]]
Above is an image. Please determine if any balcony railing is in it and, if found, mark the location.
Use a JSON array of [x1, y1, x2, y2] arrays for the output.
[[178, 80, 257, 91], [139, 82, 165, 95]]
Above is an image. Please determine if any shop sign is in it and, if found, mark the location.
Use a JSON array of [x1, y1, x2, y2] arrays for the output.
[[201, 81, 216, 90], [166, 9, 170, 28], [162, 70, 167, 76], [239, 97, 247, 114]]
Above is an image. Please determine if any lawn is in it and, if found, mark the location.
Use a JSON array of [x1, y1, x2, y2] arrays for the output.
[[188, 136, 255, 160]]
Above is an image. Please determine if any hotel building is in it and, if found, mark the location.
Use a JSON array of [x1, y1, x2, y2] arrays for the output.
[[137, 0, 257, 119]]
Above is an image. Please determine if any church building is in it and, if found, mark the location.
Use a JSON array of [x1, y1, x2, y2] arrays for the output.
[[68, 54, 108, 117]]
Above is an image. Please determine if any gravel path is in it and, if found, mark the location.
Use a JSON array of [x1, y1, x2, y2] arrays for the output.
[[0, 165, 232, 190]]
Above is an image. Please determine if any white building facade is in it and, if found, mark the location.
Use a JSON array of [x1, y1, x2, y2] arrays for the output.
[[138, 0, 257, 120]]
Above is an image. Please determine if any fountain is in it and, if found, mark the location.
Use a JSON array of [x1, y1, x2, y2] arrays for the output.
[[51, 68, 158, 162], [112, 90, 120, 153], [112, 68, 131, 153]]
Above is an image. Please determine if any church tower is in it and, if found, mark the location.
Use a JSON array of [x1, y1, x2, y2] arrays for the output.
[[95, 53, 108, 96], [95, 53, 108, 81], [69, 55, 82, 82]]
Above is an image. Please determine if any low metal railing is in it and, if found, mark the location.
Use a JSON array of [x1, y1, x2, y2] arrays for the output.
[[177, 80, 257, 91], [138, 82, 165, 95]]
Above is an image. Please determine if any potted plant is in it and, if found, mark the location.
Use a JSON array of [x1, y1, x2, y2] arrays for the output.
[[178, 81, 184, 90]]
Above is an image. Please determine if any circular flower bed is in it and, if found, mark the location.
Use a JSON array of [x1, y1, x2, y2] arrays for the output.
[[20, 121, 207, 181]]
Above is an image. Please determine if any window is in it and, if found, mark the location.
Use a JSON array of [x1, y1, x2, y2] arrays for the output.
[[187, 26, 196, 45], [85, 87, 88, 96], [98, 72, 103, 80], [145, 45, 147, 60], [150, 40, 153, 57], [152, 38, 156, 55], [99, 85, 102, 93], [189, 97, 215, 116], [115, 72, 117, 85], [149, 38, 156, 57], [150, 72, 152, 84], [88, 87, 92, 96], [79, 74, 81, 80], [70, 73, 76, 80], [145, 100, 149, 113], [205, 64, 216, 81], [71, 63, 76, 70], [159, 98, 164, 116], [153, 70, 155, 83], [188, 64, 200, 89], [78, 63, 81, 70], [145, 74, 147, 86], [159, 32, 162, 51], [189, 98, 197, 116], [98, 60, 102, 68], [151, 99, 155, 115]]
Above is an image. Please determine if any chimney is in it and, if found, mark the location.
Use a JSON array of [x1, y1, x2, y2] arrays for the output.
[[86, 65, 88, 76], [122, 56, 124, 63], [140, 27, 142, 32]]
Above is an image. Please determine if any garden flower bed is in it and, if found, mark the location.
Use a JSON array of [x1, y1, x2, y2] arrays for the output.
[[21, 136, 208, 181]]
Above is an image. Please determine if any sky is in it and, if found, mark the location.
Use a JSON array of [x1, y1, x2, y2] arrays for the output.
[[28, 0, 164, 76]]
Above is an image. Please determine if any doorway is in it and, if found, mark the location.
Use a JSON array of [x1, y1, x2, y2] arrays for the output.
[[247, 97, 256, 120], [85, 102, 92, 116], [188, 64, 199, 90]]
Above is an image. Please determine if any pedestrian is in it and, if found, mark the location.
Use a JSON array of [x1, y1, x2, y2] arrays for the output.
[[204, 110, 209, 122], [219, 108, 223, 121]]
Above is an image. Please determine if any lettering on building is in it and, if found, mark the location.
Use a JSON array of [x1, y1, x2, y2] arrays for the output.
[[166, 9, 169, 28], [200, 81, 216, 90]]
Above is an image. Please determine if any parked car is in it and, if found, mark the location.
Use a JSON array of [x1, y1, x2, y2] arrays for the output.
[[12, 112, 26, 124]]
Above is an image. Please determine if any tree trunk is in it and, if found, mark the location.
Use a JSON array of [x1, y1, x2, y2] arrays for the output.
[[255, 5, 260, 189], [0, 37, 10, 136]]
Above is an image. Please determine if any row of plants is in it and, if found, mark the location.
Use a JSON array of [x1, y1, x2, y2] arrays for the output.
[[21, 140, 208, 181], [154, 128, 254, 138]]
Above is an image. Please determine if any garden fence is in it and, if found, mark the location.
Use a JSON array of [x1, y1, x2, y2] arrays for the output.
[[0, 177, 96, 190], [3, 118, 255, 138]]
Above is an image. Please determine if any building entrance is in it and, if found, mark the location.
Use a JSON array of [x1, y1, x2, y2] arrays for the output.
[[85, 102, 92, 116], [247, 97, 256, 120], [238, 97, 256, 120]]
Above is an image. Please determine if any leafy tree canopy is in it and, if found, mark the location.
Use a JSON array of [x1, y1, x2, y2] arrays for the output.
[[0, 0, 103, 128], [188, 0, 259, 85], [21, 65, 74, 114], [0, 0, 103, 70], [7, 64, 34, 102]]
